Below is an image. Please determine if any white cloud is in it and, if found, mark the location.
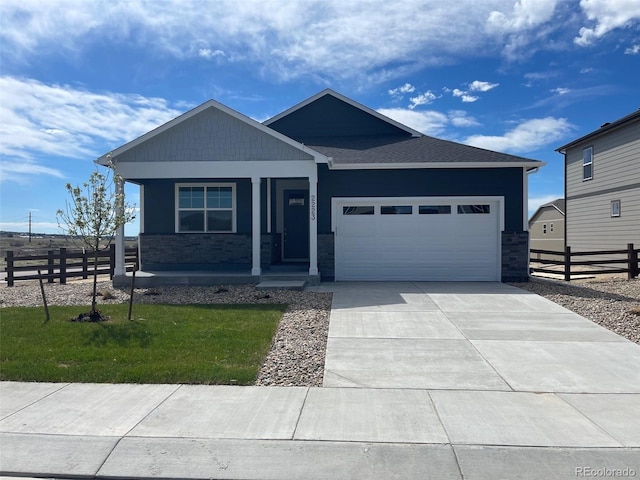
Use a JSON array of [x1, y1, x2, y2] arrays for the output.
[[486, 0, 559, 33], [409, 91, 437, 109], [0, 76, 182, 183], [389, 83, 416, 97], [469, 80, 499, 92], [448, 110, 480, 127], [377, 108, 449, 136], [551, 87, 571, 95], [575, 0, 640, 46], [198, 48, 225, 59], [625, 44, 640, 54], [0, 0, 543, 83], [377, 108, 480, 135], [461, 95, 479, 103], [464, 117, 574, 153]]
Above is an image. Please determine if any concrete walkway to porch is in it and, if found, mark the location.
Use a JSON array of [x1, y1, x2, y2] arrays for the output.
[[1, 282, 639, 479]]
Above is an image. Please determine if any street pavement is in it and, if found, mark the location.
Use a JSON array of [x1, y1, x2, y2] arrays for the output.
[[1, 281, 639, 479]]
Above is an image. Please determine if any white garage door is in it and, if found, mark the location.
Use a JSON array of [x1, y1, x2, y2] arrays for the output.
[[334, 197, 501, 281]]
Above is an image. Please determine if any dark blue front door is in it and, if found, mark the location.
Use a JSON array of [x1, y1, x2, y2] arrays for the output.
[[283, 189, 309, 260]]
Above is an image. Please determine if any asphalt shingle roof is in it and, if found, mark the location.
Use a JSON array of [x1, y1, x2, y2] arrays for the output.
[[298, 135, 542, 166]]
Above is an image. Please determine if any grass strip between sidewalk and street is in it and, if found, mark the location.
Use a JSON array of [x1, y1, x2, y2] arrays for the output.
[[0, 303, 286, 385]]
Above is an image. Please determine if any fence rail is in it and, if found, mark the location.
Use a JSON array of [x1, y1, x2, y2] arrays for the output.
[[4, 245, 138, 287], [530, 243, 639, 281]]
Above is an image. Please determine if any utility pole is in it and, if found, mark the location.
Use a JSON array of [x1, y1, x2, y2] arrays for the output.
[[28, 212, 32, 243]]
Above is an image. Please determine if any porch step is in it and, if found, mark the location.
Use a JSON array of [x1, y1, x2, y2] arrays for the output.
[[255, 280, 307, 291]]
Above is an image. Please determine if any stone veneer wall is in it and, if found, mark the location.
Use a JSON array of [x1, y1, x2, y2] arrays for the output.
[[318, 233, 335, 280], [501, 231, 530, 282], [140, 233, 272, 271]]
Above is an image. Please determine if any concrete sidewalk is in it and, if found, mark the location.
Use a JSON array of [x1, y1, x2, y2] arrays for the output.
[[1, 282, 639, 479]]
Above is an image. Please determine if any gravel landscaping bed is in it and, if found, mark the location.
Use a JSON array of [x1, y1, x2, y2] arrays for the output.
[[510, 277, 640, 345]]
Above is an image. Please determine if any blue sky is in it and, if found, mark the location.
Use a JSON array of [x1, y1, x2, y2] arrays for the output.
[[1, 0, 639, 236]]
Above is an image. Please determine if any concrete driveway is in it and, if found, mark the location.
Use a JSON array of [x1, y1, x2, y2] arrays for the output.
[[1, 282, 639, 479]]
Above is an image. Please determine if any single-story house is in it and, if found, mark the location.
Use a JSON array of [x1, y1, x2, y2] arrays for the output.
[[528, 198, 565, 253], [99, 89, 545, 285]]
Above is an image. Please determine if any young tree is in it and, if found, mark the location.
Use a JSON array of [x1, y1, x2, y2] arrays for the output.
[[57, 159, 135, 321]]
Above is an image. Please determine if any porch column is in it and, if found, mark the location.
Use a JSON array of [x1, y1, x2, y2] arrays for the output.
[[114, 177, 125, 276], [251, 176, 261, 276], [309, 171, 318, 276]]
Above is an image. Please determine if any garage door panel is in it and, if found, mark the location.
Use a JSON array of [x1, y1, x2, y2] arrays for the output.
[[335, 198, 500, 281]]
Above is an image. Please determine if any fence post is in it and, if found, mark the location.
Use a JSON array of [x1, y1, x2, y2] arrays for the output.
[[628, 243, 638, 280], [47, 250, 55, 283], [109, 243, 116, 279], [564, 246, 571, 282], [6, 250, 14, 287], [59, 247, 67, 285], [82, 249, 88, 279]]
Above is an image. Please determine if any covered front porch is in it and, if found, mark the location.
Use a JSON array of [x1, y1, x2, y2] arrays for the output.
[[111, 165, 324, 288]]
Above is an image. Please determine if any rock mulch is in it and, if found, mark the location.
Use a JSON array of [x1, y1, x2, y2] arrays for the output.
[[510, 277, 639, 345]]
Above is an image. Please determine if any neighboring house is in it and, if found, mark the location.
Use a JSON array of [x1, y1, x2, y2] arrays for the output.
[[556, 109, 640, 252], [99, 89, 544, 285], [528, 199, 565, 253]]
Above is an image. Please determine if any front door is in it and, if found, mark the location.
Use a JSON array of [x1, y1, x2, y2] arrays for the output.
[[283, 189, 309, 261]]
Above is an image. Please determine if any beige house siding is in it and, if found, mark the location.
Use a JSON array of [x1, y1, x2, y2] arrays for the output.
[[529, 207, 565, 252], [565, 116, 640, 251]]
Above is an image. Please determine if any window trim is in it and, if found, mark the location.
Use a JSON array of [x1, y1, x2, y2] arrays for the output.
[[175, 182, 237, 233], [611, 200, 621, 218], [582, 146, 593, 181]]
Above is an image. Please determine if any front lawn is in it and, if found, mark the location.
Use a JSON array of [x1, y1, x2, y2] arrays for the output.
[[0, 304, 286, 385]]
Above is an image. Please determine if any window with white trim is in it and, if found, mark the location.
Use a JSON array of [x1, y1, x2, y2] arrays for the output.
[[583, 147, 593, 181], [543, 223, 547, 235], [176, 183, 235, 232], [611, 200, 621, 217]]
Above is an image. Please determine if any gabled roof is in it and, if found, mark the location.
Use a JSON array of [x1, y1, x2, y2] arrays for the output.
[[264, 89, 424, 138], [556, 109, 640, 152], [529, 198, 565, 223], [96, 98, 330, 165], [303, 134, 544, 169]]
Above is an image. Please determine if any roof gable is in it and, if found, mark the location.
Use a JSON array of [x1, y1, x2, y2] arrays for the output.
[[264, 89, 422, 139], [97, 99, 328, 165]]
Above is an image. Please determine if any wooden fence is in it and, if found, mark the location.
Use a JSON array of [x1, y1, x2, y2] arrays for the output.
[[4, 244, 138, 287], [530, 243, 639, 281]]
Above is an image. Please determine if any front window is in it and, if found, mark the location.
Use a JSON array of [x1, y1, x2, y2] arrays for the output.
[[176, 183, 235, 232], [583, 147, 593, 181]]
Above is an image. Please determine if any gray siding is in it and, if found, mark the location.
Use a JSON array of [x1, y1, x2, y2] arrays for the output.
[[566, 188, 640, 250], [565, 118, 640, 250], [115, 107, 315, 163]]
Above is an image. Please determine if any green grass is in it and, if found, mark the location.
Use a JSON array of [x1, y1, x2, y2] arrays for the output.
[[0, 304, 286, 385]]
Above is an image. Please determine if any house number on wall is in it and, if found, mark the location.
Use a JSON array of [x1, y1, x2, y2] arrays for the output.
[[310, 194, 317, 221]]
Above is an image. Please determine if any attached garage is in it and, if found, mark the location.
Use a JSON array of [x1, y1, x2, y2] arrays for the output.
[[333, 197, 503, 281]]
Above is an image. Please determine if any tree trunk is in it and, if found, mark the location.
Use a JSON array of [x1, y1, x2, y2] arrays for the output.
[[92, 249, 99, 314]]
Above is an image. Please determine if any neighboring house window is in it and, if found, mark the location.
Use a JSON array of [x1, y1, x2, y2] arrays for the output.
[[550, 223, 554, 233], [176, 183, 235, 233], [583, 147, 593, 181], [611, 200, 621, 217], [543, 224, 547, 235]]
